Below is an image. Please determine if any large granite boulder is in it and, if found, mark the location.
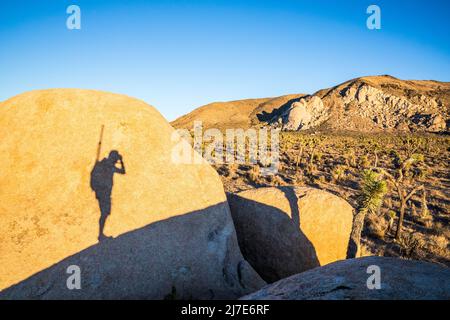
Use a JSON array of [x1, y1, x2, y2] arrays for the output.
[[0, 89, 265, 299], [227, 186, 354, 283], [241, 256, 450, 300]]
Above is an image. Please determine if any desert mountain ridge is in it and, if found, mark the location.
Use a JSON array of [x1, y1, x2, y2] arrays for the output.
[[171, 75, 450, 133]]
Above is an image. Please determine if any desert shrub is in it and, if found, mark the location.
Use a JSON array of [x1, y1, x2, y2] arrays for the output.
[[418, 191, 433, 227], [402, 153, 425, 178], [385, 197, 393, 210], [247, 165, 260, 183], [427, 235, 449, 258], [389, 149, 402, 168], [366, 212, 388, 240], [267, 174, 284, 186], [228, 163, 238, 177], [430, 221, 447, 237], [344, 150, 357, 167], [411, 203, 418, 217], [332, 165, 347, 182], [313, 151, 323, 163], [398, 232, 423, 259], [385, 210, 396, 235], [358, 155, 371, 169], [305, 163, 317, 176], [294, 173, 305, 186], [359, 244, 376, 258], [412, 164, 431, 180], [216, 165, 230, 177]]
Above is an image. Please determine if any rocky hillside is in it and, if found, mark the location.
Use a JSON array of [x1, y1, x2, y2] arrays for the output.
[[171, 94, 307, 130], [172, 76, 450, 133]]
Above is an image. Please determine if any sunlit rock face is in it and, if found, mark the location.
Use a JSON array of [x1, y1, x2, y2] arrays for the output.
[[276, 84, 448, 132], [281, 96, 328, 131], [341, 83, 446, 132], [0, 89, 264, 299], [260, 76, 449, 133], [227, 186, 353, 283]]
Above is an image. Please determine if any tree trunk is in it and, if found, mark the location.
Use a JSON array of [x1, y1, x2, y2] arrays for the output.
[[296, 146, 303, 169], [395, 201, 406, 240], [348, 208, 367, 258], [373, 151, 378, 168], [309, 148, 315, 166], [421, 190, 428, 216], [387, 217, 394, 235]]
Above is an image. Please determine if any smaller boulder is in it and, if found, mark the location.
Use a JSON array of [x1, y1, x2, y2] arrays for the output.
[[428, 114, 446, 132], [227, 187, 354, 283]]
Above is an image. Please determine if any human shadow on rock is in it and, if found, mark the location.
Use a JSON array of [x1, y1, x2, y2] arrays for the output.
[[90, 150, 126, 242]]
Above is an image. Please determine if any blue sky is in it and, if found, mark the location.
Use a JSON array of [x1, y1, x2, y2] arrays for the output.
[[1, 0, 449, 120]]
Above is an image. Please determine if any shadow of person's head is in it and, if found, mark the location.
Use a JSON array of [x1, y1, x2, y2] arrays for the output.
[[107, 150, 122, 163]]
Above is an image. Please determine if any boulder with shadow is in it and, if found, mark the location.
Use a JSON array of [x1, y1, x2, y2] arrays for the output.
[[240, 256, 450, 300], [227, 186, 354, 283], [0, 89, 265, 299]]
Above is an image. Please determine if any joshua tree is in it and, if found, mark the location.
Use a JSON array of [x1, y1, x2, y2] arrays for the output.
[[295, 140, 305, 169], [376, 153, 425, 240], [371, 142, 382, 169], [307, 138, 318, 169], [349, 169, 387, 257]]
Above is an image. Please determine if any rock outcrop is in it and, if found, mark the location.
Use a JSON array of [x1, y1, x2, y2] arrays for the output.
[[338, 83, 446, 132], [172, 75, 449, 133], [227, 187, 354, 283], [271, 78, 449, 132], [0, 89, 265, 299], [241, 256, 450, 300], [281, 96, 328, 131]]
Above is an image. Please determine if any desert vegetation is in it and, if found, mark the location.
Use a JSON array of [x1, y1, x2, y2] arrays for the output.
[[214, 131, 450, 266]]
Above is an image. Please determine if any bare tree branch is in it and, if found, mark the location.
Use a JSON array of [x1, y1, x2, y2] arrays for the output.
[[405, 185, 424, 203]]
